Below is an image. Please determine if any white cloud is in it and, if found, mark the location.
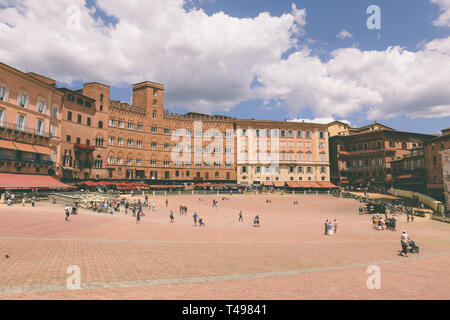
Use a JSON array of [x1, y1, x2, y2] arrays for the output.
[[0, 0, 449, 121], [431, 0, 450, 27], [288, 117, 351, 125], [336, 30, 353, 40]]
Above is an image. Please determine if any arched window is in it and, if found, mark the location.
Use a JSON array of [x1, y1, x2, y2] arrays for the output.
[[153, 110, 157, 119]]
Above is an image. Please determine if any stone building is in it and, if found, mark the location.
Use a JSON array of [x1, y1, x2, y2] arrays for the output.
[[329, 128, 435, 191], [423, 128, 450, 202], [235, 119, 330, 186]]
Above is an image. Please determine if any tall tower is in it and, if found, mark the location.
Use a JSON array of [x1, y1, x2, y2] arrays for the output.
[[132, 81, 164, 118]]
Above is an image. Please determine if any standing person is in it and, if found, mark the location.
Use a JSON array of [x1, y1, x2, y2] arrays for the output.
[[411, 211, 414, 223], [407, 212, 410, 223], [22, 196, 26, 207], [165, 199, 168, 207], [333, 219, 338, 234], [136, 210, 141, 224], [65, 204, 71, 221], [400, 230, 409, 257], [239, 210, 243, 222], [324, 220, 329, 235], [328, 221, 334, 235], [193, 212, 198, 226], [170, 210, 174, 223]]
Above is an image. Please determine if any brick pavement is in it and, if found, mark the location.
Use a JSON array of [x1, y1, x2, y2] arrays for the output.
[[0, 194, 449, 299]]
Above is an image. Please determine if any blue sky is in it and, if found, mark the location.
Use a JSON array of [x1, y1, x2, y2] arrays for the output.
[[78, 1, 450, 133], [1, 0, 449, 134]]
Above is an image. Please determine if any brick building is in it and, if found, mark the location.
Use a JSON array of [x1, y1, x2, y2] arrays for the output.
[[329, 128, 435, 191], [390, 147, 426, 193], [440, 149, 450, 215], [423, 128, 450, 201], [0, 63, 61, 176]]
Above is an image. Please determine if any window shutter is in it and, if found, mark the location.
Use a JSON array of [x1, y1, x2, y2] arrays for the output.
[[4, 88, 9, 102], [43, 102, 47, 114], [36, 99, 40, 112], [25, 95, 29, 108], [24, 116, 27, 129]]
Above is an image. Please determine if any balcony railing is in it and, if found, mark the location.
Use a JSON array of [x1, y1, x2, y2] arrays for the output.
[[0, 122, 51, 138]]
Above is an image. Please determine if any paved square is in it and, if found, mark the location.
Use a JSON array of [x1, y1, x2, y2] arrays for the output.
[[0, 194, 449, 299]]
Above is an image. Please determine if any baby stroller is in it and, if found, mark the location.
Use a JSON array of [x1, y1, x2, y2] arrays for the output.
[[408, 240, 420, 254]]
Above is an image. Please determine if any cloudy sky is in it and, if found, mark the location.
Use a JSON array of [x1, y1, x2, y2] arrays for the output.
[[0, 0, 449, 133]]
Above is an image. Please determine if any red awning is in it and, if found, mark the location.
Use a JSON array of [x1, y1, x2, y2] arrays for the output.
[[397, 174, 413, 179], [0, 139, 17, 150], [33, 145, 52, 155], [74, 144, 96, 151], [317, 182, 339, 188], [273, 181, 285, 187], [0, 173, 75, 190], [262, 181, 274, 186], [13, 142, 36, 153]]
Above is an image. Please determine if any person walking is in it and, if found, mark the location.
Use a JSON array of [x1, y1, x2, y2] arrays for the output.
[[165, 199, 168, 207], [193, 212, 198, 226], [170, 210, 174, 223], [400, 230, 409, 257], [65, 204, 71, 221], [324, 219, 329, 235], [239, 210, 243, 222], [136, 210, 141, 224], [333, 219, 338, 234], [22, 196, 26, 207]]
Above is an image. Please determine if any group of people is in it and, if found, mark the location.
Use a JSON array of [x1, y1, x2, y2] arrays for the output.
[[179, 205, 188, 215], [64, 202, 79, 221], [372, 214, 397, 231], [324, 219, 338, 235]]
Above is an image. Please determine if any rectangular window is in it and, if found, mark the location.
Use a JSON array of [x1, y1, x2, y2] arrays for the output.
[[0, 86, 9, 102], [0, 109, 6, 126], [87, 117, 91, 126], [35, 119, 44, 135], [52, 106, 58, 118], [51, 125, 57, 137], [128, 122, 134, 130], [66, 135, 71, 142], [137, 124, 143, 131], [151, 126, 157, 133], [77, 114, 82, 124], [118, 121, 124, 128], [67, 111, 72, 121], [36, 99, 46, 114], [17, 93, 29, 108], [109, 119, 116, 126], [306, 131, 311, 139], [16, 114, 26, 131]]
